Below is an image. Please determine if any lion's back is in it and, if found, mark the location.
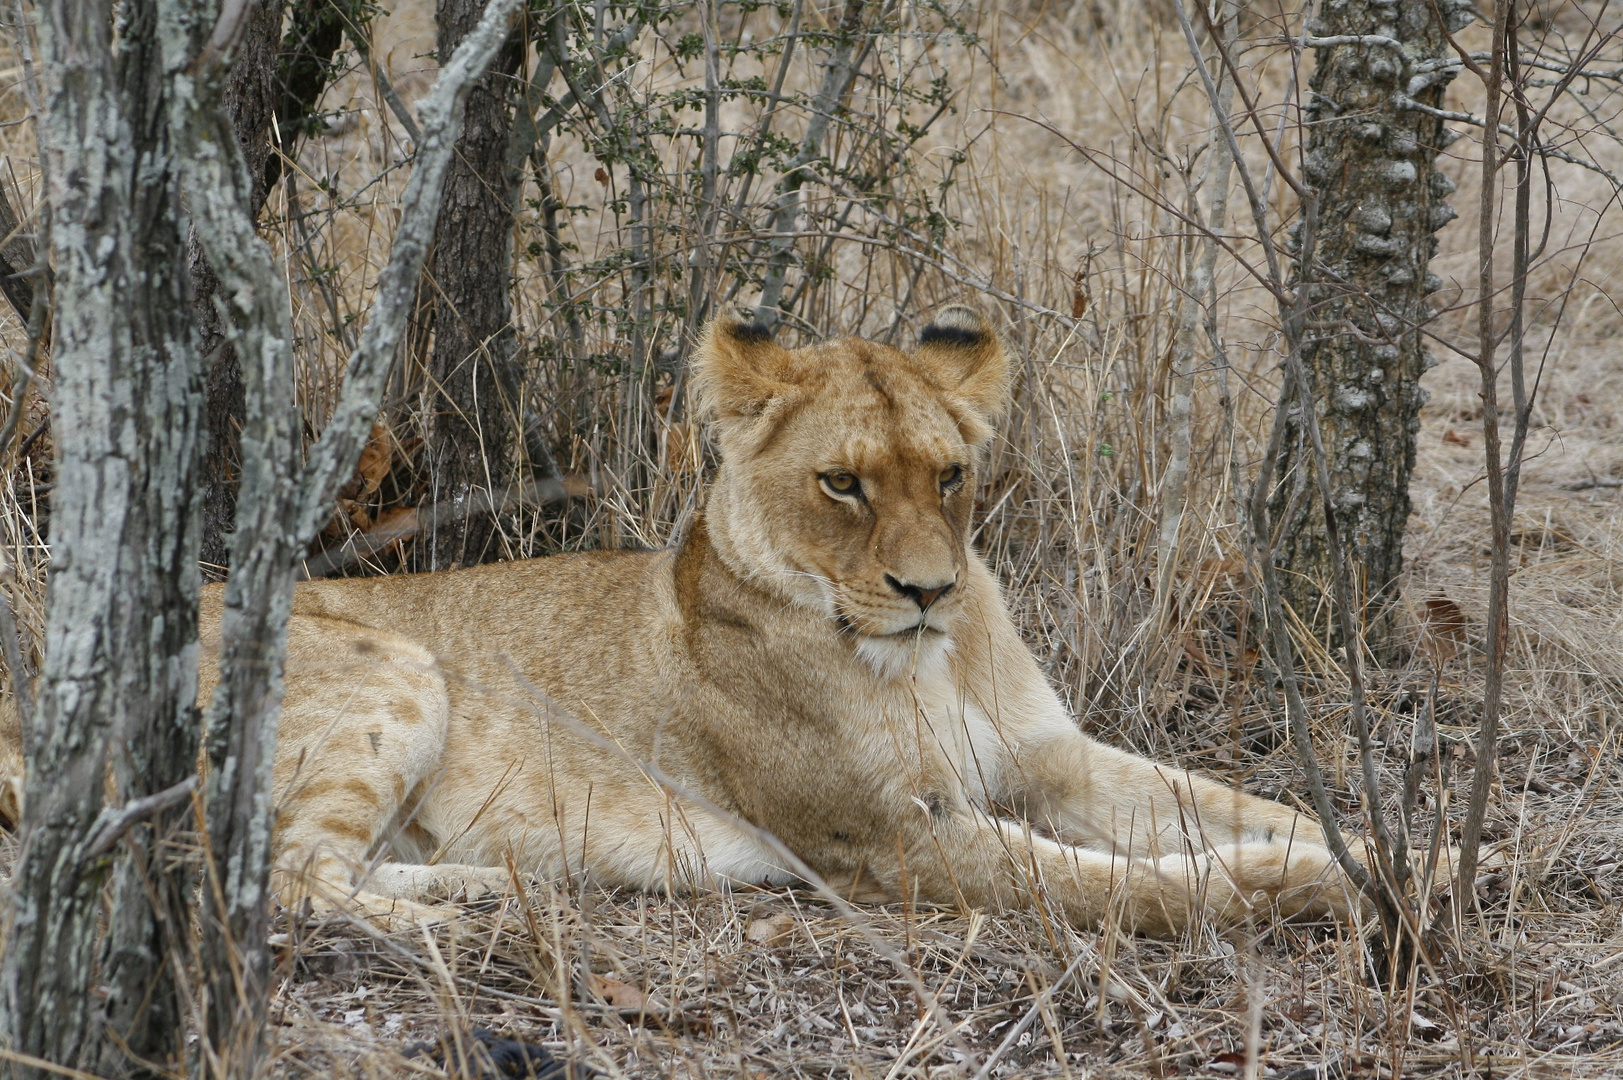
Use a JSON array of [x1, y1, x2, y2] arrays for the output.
[[202, 548, 677, 693]]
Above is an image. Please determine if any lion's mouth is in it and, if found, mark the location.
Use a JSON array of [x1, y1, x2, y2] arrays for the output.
[[836, 612, 947, 638], [831, 593, 953, 639], [879, 622, 945, 638]]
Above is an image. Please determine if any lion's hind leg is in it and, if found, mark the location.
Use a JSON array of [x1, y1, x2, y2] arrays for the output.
[[1174, 836, 1368, 926], [271, 617, 490, 924]]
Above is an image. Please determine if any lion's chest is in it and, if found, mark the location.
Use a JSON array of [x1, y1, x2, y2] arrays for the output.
[[861, 646, 1007, 810]]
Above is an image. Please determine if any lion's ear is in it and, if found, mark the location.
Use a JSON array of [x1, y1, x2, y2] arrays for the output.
[[692, 310, 798, 419], [914, 306, 1011, 429]]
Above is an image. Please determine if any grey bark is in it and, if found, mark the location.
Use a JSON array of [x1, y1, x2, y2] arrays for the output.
[[1269, 0, 1474, 654], [171, 0, 524, 1069], [419, 0, 523, 571], [0, 0, 205, 1076]]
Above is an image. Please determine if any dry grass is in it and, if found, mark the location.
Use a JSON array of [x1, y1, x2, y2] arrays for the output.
[[3, 0, 1623, 1075]]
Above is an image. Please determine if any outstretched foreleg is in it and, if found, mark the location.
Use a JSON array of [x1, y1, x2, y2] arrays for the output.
[[860, 802, 1363, 936]]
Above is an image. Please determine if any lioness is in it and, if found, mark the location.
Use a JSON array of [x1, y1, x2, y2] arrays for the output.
[[206, 307, 1370, 934]]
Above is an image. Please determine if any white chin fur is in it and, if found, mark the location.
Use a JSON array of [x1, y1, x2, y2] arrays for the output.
[[854, 631, 953, 681]]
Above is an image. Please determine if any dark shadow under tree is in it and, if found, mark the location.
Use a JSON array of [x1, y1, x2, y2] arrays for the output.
[[195, 0, 373, 573], [419, 0, 525, 570]]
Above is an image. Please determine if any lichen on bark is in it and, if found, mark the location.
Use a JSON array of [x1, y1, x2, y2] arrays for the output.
[[1269, 0, 1476, 656], [0, 0, 205, 1074]]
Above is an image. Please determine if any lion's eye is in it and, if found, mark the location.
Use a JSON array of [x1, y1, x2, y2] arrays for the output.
[[939, 464, 964, 492], [821, 471, 861, 498]]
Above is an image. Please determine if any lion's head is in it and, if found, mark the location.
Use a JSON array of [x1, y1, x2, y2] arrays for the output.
[[693, 306, 1011, 674]]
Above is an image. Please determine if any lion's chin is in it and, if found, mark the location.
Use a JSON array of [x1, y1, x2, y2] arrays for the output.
[[852, 627, 954, 681]]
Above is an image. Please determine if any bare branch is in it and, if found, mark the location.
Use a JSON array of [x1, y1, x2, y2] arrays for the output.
[[83, 776, 198, 861], [190, 0, 253, 75], [1169, 0, 1285, 287], [299, 476, 583, 579], [1454, 0, 1516, 909], [756, 0, 872, 326]]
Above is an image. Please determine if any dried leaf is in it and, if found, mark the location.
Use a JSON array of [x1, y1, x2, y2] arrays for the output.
[[746, 910, 796, 944], [325, 500, 358, 539], [354, 422, 394, 497], [1198, 557, 1247, 584], [1409, 1009, 1444, 1038], [1443, 428, 1471, 447], [1071, 268, 1089, 318], [1180, 635, 1210, 675], [371, 506, 418, 539], [1419, 593, 1467, 663], [587, 972, 648, 1010]]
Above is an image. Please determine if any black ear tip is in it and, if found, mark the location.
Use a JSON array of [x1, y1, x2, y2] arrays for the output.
[[720, 305, 775, 342], [725, 319, 776, 344], [919, 324, 985, 348], [919, 305, 990, 348]]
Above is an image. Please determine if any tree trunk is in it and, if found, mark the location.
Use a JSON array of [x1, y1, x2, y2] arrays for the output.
[[175, 0, 525, 1070], [0, 0, 204, 1075], [1269, 0, 1474, 657], [420, 0, 523, 570]]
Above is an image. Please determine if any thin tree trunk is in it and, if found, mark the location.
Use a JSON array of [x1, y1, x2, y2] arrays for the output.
[[1268, 0, 1474, 657], [173, 0, 524, 1070], [1154, 0, 1237, 636], [196, 0, 372, 574], [754, 0, 867, 330], [1454, 0, 1516, 908], [420, 0, 523, 570], [0, 1, 205, 1076]]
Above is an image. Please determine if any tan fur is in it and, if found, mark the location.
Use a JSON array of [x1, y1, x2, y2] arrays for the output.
[[195, 306, 1374, 933]]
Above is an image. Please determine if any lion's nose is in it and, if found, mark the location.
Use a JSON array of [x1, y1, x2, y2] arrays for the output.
[[885, 574, 955, 611]]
